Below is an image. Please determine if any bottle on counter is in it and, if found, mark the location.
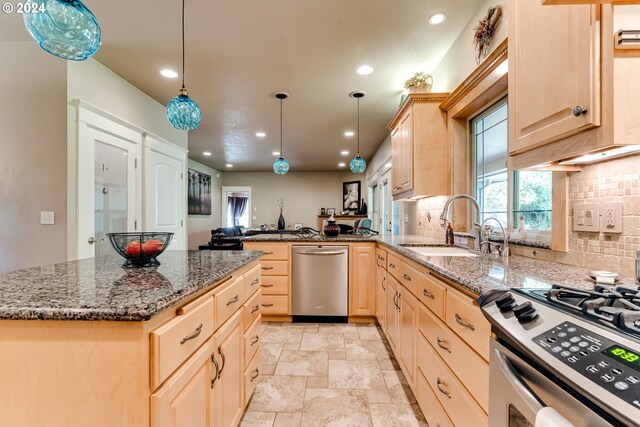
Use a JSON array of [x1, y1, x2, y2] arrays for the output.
[[446, 222, 454, 246]]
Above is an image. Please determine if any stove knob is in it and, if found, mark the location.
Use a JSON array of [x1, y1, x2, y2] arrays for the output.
[[513, 301, 538, 323], [495, 292, 516, 312]]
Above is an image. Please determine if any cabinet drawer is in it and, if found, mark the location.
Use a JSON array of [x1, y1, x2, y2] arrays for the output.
[[260, 260, 288, 276], [445, 289, 491, 361], [215, 276, 246, 329], [260, 295, 289, 315], [375, 248, 387, 269], [244, 265, 262, 297], [387, 254, 401, 280], [417, 335, 488, 427], [244, 316, 261, 369], [398, 261, 418, 296], [418, 272, 447, 320], [416, 369, 454, 427], [418, 304, 489, 411], [150, 296, 215, 389], [244, 348, 261, 405], [260, 276, 289, 295], [258, 245, 289, 261], [243, 290, 262, 328]]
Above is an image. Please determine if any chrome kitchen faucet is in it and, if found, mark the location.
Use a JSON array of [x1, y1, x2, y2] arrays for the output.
[[440, 194, 482, 252]]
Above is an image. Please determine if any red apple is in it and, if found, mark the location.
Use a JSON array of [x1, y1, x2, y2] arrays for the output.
[[125, 241, 142, 257], [142, 239, 164, 256]]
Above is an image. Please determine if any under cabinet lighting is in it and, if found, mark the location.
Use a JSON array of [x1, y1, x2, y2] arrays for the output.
[[558, 145, 640, 165]]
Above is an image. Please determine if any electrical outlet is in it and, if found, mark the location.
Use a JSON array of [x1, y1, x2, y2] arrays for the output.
[[600, 202, 623, 233], [40, 211, 54, 225], [573, 203, 599, 232]]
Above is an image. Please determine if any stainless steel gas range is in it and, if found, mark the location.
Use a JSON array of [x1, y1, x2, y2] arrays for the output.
[[479, 284, 640, 427]]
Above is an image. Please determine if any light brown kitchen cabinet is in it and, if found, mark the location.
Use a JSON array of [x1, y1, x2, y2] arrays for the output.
[[243, 242, 290, 316], [399, 284, 418, 388], [509, 0, 601, 154], [151, 337, 217, 427], [385, 276, 401, 354], [213, 310, 244, 427], [387, 93, 450, 200], [375, 249, 387, 331], [349, 244, 376, 316]]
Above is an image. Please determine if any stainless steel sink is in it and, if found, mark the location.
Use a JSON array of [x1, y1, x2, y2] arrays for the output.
[[400, 245, 478, 258]]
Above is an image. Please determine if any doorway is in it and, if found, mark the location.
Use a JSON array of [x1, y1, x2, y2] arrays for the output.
[[222, 186, 252, 228]]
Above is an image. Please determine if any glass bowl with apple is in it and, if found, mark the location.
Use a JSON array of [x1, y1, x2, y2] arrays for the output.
[[107, 232, 174, 268]]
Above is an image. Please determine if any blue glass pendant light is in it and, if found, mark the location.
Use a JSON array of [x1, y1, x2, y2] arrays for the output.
[[23, 0, 101, 61], [349, 91, 367, 174], [166, 0, 201, 131], [273, 92, 290, 175]]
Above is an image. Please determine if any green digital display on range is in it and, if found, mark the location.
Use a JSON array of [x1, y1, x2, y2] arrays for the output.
[[603, 345, 640, 371]]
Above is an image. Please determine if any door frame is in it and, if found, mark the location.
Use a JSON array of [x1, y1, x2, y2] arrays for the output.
[[366, 157, 392, 235], [221, 186, 252, 228]]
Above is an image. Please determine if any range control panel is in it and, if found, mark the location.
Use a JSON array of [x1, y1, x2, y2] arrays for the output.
[[534, 322, 640, 408]]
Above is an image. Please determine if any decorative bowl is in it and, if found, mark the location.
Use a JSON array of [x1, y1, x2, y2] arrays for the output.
[[323, 221, 340, 237], [107, 232, 174, 268]]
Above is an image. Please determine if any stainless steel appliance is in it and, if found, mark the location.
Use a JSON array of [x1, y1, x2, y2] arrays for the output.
[[292, 245, 348, 322], [479, 285, 640, 426]]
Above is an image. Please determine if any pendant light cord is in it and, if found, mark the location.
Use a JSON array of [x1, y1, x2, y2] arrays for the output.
[[181, 0, 185, 89], [357, 97, 360, 155], [280, 98, 284, 155]]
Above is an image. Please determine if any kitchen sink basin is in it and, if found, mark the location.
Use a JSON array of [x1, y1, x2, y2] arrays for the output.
[[400, 245, 478, 258]]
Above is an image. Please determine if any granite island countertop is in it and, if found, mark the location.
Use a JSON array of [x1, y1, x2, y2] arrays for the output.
[[244, 233, 636, 295], [0, 250, 262, 321]]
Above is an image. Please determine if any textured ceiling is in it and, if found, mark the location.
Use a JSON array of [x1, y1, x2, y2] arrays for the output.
[[1, 0, 484, 171]]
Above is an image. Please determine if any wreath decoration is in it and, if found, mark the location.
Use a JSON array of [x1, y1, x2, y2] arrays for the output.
[[473, 6, 503, 64]]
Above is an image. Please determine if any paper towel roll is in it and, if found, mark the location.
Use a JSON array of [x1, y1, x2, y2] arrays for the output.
[[535, 407, 575, 427]]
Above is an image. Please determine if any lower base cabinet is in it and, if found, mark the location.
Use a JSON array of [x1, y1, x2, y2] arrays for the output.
[[385, 277, 401, 353], [416, 369, 454, 427], [399, 285, 417, 388], [214, 310, 245, 427]]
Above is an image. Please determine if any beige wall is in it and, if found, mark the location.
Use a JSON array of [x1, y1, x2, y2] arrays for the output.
[[431, 0, 508, 92], [221, 171, 366, 230], [188, 160, 222, 249], [0, 42, 68, 272]]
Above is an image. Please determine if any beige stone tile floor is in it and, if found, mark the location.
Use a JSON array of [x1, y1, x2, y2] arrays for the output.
[[240, 322, 427, 427]]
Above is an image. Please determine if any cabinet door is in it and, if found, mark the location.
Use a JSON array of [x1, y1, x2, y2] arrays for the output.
[[385, 277, 400, 354], [349, 245, 376, 316], [214, 310, 244, 427], [391, 126, 403, 196], [399, 286, 417, 387], [375, 264, 386, 331], [151, 337, 216, 427], [509, 0, 600, 154], [399, 111, 414, 192]]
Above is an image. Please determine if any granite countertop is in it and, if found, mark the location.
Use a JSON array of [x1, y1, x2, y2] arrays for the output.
[[0, 250, 262, 321], [243, 233, 378, 242], [375, 235, 636, 295]]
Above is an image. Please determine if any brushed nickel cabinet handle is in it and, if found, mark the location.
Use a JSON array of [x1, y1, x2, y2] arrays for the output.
[[180, 323, 203, 345], [261, 267, 274, 270], [422, 289, 435, 299], [250, 368, 260, 381], [217, 346, 226, 379], [403, 273, 412, 282], [381, 276, 386, 291], [251, 335, 259, 346], [262, 303, 274, 307], [251, 305, 260, 313], [455, 313, 475, 331], [389, 263, 396, 268], [263, 251, 274, 255], [436, 377, 451, 399], [261, 283, 274, 288], [572, 105, 588, 117], [226, 295, 239, 306], [210, 353, 220, 389], [250, 278, 260, 286], [436, 337, 452, 353]]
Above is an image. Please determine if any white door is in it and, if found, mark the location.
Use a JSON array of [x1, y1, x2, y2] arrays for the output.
[[145, 148, 185, 250], [78, 125, 138, 259]]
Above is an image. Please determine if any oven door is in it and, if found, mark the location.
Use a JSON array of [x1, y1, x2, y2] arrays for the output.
[[490, 339, 614, 427]]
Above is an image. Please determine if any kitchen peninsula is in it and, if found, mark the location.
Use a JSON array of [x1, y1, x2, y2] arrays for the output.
[[0, 250, 263, 427]]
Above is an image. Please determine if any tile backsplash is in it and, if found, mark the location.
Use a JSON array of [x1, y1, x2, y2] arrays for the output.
[[415, 154, 640, 278]]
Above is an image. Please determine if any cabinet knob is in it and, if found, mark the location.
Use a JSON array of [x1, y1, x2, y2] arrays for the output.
[[572, 105, 588, 117]]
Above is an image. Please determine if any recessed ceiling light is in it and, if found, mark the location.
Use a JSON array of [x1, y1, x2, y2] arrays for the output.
[[256, 132, 266, 138], [341, 150, 349, 156], [344, 131, 355, 137], [226, 164, 233, 168], [357, 65, 374, 75], [338, 163, 346, 167], [160, 69, 178, 78], [272, 151, 281, 156], [203, 151, 212, 156], [428, 12, 446, 25]]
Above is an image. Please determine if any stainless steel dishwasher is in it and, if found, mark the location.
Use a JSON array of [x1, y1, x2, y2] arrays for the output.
[[292, 245, 348, 323]]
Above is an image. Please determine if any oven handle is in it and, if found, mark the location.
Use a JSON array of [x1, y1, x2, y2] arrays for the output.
[[494, 348, 545, 414]]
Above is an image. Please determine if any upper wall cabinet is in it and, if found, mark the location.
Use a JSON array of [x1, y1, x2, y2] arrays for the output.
[[387, 93, 450, 200], [509, 0, 601, 155], [509, 2, 640, 169], [542, 1, 632, 4]]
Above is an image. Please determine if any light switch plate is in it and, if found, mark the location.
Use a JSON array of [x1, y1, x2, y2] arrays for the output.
[[600, 202, 623, 233], [40, 211, 54, 225], [573, 203, 599, 232]]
